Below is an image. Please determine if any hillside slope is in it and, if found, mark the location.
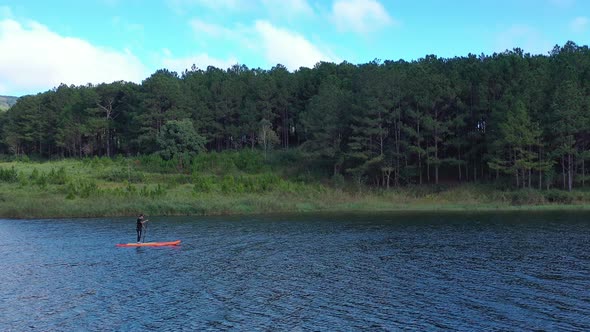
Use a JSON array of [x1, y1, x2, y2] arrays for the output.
[[0, 95, 18, 111]]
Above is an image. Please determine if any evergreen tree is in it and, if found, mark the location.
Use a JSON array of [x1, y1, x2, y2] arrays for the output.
[[300, 77, 351, 176], [488, 101, 542, 188]]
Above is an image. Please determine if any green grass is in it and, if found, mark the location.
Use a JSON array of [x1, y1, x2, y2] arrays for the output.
[[0, 154, 589, 218]]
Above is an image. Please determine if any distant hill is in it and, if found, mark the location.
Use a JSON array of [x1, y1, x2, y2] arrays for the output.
[[0, 95, 18, 111]]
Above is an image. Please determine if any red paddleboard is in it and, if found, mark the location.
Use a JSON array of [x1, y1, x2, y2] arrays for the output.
[[116, 240, 181, 247]]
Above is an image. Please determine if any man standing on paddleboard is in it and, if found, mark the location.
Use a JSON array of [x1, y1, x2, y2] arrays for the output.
[[136, 214, 148, 243]]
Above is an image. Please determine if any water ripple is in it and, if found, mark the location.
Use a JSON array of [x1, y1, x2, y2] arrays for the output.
[[1, 212, 590, 330]]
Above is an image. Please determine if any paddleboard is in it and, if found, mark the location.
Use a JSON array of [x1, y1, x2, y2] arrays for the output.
[[116, 240, 181, 247]]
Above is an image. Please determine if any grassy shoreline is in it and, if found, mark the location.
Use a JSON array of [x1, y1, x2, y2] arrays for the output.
[[1, 197, 589, 219], [1, 156, 589, 219]]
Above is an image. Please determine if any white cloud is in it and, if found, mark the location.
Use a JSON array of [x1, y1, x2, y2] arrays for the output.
[[0, 18, 147, 95], [570, 16, 589, 33], [186, 18, 338, 71], [163, 20, 245, 72], [161, 51, 239, 72], [190, 19, 240, 39], [495, 25, 553, 55], [331, 0, 394, 34], [254, 20, 335, 70], [261, 0, 314, 19]]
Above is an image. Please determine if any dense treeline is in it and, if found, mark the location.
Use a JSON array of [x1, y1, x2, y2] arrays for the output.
[[1, 41, 589, 191]]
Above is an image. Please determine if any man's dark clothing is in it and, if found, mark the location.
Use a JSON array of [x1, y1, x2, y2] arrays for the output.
[[136, 217, 144, 242]]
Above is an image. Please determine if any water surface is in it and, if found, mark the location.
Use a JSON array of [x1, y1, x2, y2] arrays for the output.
[[1, 211, 589, 330]]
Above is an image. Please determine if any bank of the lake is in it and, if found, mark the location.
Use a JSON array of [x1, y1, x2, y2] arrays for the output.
[[1, 157, 589, 218]]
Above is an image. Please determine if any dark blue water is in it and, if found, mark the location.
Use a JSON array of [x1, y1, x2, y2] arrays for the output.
[[1, 212, 589, 331]]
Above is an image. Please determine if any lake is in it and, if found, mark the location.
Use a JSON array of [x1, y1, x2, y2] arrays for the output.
[[1, 211, 589, 330]]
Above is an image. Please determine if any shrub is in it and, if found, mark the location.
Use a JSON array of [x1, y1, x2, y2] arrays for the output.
[[544, 189, 574, 204], [221, 175, 237, 193], [83, 156, 113, 168], [0, 166, 18, 182], [137, 154, 178, 173], [125, 183, 137, 195], [510, 189, 545, 205], [65, 182, 77, 197], [217, 173, 285, 194], [18, 172, 28, 187], [275, 179, 307, 193], [30, 169, 40, 180], [114, 154, 126, 163], [233, 150, 265, 173], [102, 169, 145, 183], [168, 174, 191, 185], [17, 155, 30, 163], [47, 167, 68, 185], [35, 174, 48, 188], [191, 152, 237, 174], [192, 173, 216, 193], [65, 180, 100, 198], [269, 149, 304, 166], [140, 184, 166, 198], [254, 173, 281, 192], [79, 181, 99, 198]]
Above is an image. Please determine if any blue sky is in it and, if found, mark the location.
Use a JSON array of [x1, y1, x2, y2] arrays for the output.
[[1, 0, 588, 96]]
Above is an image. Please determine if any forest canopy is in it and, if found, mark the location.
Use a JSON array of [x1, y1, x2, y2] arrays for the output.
[[1, 41, 589, 191]]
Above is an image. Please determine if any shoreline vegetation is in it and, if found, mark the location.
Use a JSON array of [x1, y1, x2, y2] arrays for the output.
[[1, 152, 589, 219], [2, 43, 590, 210]]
